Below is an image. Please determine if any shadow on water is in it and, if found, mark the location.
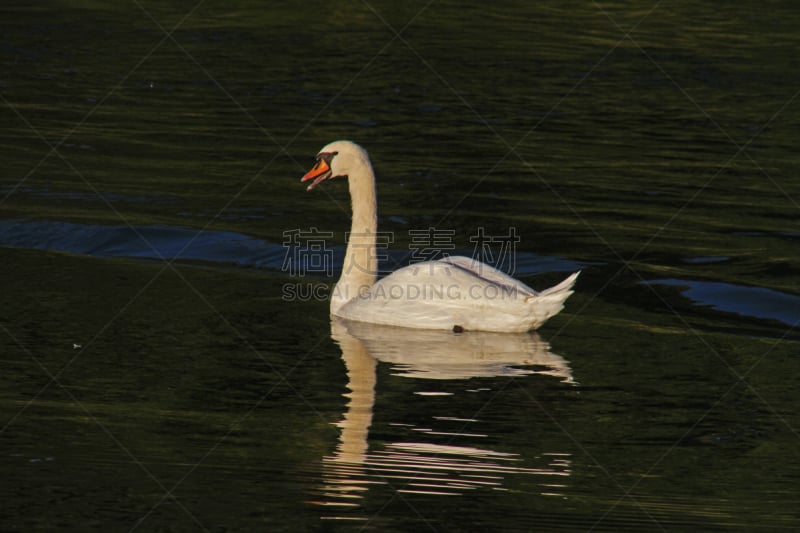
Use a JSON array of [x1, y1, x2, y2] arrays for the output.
[[0, 219, 585, 275], [0, 219, 288, 269], [645, 279, 800, 327]]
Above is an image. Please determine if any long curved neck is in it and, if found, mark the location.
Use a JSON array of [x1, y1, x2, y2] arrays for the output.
[[332, 158, 377, 314]]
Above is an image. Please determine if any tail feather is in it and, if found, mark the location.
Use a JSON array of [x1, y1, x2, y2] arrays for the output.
[[537, 271, 580, 298], [526, 271, 580, 328]]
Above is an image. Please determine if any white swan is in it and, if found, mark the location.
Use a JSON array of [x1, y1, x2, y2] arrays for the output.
[[301, 140, 579, 332]]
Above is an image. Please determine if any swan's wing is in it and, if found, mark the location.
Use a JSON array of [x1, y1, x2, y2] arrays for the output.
[[336, 257, 580, 332], [443, 256, 580, 304], [440, 255, 537, 297], [337, 258, 533, 330], [373, 257, 533, 301]]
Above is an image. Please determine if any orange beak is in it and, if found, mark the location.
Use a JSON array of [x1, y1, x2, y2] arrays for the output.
[[301, 159, 332, 191]]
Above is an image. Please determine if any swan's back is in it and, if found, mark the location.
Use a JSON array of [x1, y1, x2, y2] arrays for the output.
[[334, 255, 579, 332]]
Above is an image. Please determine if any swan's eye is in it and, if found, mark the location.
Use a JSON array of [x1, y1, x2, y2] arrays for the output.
[[316, 151, 338, 165]]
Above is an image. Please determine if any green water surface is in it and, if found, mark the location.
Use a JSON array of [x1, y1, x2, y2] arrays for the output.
[[2, 1, 799, 531]]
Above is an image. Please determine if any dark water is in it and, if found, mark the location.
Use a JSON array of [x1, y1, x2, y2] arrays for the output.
[[2, 1, 800, 531]]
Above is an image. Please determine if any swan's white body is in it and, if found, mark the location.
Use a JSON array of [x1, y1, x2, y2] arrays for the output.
[[301, 140, 579, 333]]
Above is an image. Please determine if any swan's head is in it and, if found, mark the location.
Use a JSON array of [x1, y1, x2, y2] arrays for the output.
[[301, 140, 370, 191]]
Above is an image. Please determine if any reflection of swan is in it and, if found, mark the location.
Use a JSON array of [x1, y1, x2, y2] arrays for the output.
[[301, 140, 579, 332], [309, 318, 575, 514], [338, 318, 574, 382]]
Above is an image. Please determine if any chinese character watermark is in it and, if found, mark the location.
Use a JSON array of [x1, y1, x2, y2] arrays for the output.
[[281, 227, 334, 276], [343, 230, 394, 275], [281, 226, 522, 301], [469, 226, 521, 274], [408, 227, 456, 263]]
